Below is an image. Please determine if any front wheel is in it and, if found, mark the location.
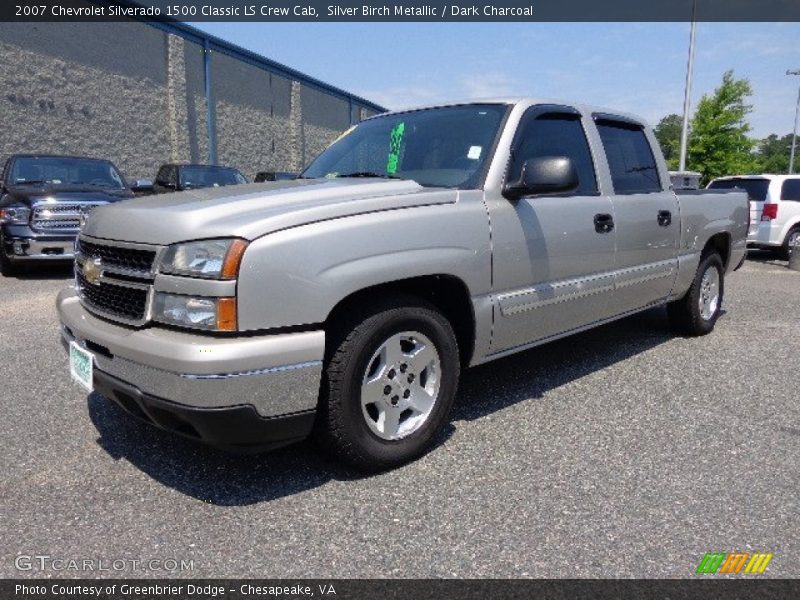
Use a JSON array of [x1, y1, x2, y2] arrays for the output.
[[0, 238, 19, 277], [667, 252, 724, 336], [317, 297, 460, 471]]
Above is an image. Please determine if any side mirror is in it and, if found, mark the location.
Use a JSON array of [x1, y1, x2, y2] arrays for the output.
[[503, 156, 579, 200], [130, 179, 154, 194]]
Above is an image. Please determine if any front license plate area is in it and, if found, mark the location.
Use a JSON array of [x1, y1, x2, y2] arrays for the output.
[[69, 341, 94, 392]]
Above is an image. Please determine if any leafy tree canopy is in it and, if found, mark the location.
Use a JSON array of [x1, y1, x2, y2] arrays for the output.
[[754, 133, 800, 174], [687, 70, 756, 185]]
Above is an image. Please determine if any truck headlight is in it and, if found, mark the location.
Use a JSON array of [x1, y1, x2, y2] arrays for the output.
[[153, 293, 237, 331], [0, 205, 31, 224], [159, 238, 248, 279]]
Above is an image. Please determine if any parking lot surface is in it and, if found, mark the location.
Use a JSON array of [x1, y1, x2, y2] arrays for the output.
[[1, 254, 798, 578]]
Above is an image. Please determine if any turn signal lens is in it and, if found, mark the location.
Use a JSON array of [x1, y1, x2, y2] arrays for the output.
[[216, 297, 237, 331], [221, 239, 248, 279]]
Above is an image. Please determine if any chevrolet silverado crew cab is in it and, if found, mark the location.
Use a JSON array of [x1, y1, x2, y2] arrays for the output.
[[0, 155, 134, 275], [708, 174, 800, 259], [57, 99, 748, 470]]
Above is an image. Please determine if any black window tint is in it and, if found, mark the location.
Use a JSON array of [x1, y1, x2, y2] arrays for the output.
[[596, 120, 662, 194], [708, 178, 769, 201], [781, 178, 800, 201], [511, 113, 597, 195]]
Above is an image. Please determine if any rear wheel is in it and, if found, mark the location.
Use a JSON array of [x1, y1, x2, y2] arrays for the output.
[[781, 227, 800, 261], [317, 297, 460, 471], [667, 252, 724, 336]]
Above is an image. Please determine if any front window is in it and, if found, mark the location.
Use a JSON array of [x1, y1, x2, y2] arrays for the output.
[[302, 104, 509, 189], [9, 157, 126, 190], [179, 166, 247, 188]]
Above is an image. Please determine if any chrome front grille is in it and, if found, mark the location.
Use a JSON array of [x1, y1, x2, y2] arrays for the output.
[[32, 202, 106, 232], [77, 238, 157, 273], [76, 270, 149, 322], [75, 236, 162, 326]]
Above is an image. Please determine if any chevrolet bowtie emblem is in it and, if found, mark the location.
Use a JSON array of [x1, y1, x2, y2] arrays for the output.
[[82, 257, 102, 286]]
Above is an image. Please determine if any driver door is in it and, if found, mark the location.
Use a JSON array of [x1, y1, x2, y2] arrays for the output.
[[487, 106, 618, 354]]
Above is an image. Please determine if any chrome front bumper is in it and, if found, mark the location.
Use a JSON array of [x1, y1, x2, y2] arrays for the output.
[[7, 239, 75, 260], [57, 287, 325, 418]]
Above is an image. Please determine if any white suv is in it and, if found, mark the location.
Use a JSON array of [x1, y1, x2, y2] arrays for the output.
[[708, 174, 800, 259]]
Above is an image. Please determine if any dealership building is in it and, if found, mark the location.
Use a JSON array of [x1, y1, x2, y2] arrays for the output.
[[0, 16, 384, 181]]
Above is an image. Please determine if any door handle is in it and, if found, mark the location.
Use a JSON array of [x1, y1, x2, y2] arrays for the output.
[[594, 213, 614, 234], [658, 210, 672, 227]]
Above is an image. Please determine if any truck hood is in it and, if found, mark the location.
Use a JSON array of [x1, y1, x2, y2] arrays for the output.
[[3, 187, 133, 207], [81, 178, 459, 245]]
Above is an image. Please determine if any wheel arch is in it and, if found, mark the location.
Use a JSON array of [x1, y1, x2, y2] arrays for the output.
[[702, 231, 731, 269], [325, 274, 476, 368]]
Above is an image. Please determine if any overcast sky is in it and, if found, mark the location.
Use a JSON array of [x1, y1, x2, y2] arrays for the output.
[[191, 21, 800, 138]]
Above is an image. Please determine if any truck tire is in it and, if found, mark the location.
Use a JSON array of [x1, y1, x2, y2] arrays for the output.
[[667, 252, 724, 336], [780, 227, 800, 261], [0, 238, 19, 277], [317, 296, 460, 471]]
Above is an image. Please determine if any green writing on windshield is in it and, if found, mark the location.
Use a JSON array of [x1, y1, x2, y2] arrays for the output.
[[386, 122, 405, 175]]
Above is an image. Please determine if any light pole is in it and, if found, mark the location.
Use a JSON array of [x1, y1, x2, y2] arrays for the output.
[[787, 69, 800, 175], [679, 0, 698, 173]]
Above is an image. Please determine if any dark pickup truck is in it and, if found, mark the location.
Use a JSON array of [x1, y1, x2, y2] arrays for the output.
[[254, 171, 297, 183], [0, 154, 134, 275], [146, 163, 248, 194]]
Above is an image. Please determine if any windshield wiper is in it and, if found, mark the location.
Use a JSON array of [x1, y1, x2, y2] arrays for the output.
[[13, 180, 49, 186], [336, 172, 402, 179]]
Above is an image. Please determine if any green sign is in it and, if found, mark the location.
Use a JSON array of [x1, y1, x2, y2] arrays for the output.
[[386, 122, 405, 175]]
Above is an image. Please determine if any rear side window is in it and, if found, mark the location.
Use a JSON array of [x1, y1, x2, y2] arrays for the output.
[[708, 178, 769, 201], [596, 120, 661, 194], [781, 178, 800, 201], [511, 112, 598, 195]]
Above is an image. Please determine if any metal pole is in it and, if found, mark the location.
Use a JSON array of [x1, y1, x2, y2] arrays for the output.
[[679, 0, 697, 173], [203, 38, 218, 165], [787, 70, 800, 174]]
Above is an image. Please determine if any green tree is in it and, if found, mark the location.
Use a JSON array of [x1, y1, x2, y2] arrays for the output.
[[754, 133, 799, 174], [687, 70, 756, 184], [654, 114, 683, 170]]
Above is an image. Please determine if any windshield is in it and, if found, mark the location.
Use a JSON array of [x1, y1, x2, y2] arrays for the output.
[[708, 178, 769, 201], [180, 166, 247, 188], [9, 157, 126, 189], [302, 104, 509, 188]]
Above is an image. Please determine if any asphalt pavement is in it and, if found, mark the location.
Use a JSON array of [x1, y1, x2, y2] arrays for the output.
[[1, 252, 798, 578]]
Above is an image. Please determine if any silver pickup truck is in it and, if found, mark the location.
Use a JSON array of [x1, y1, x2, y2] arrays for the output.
[[57, 99, 748, 470]]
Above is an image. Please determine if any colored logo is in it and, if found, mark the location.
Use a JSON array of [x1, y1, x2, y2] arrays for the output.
[[696, 552, 773, 574]]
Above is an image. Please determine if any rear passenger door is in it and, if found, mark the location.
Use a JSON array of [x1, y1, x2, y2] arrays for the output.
[[488, 106, 618, 353], [594, 117, 679, 312]]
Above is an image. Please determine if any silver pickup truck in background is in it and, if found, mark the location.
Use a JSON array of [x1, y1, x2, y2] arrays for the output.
[[57, 98, 749, 470]]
